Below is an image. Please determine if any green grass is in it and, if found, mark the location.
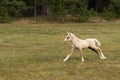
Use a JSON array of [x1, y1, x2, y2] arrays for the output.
[[0, 23, 120, 80]]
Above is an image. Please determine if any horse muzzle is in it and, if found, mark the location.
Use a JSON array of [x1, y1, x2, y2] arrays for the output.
[[64, 38, 67, 42]]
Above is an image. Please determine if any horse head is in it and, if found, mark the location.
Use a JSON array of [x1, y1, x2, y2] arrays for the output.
[[64, 32, 73, 42]]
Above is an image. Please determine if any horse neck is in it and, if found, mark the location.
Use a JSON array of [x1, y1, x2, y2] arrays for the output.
[[71, 34, 80, 44]]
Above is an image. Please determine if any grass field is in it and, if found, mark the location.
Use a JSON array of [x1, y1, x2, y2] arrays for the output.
[[0, 23, 120, 80]]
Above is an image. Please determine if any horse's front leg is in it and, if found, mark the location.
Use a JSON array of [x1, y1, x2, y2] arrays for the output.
[[79, 48, 84, 62], [63, 47, 75, 61]]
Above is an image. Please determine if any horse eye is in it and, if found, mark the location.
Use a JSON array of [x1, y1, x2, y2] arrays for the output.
[[67, 37, 69, 39]]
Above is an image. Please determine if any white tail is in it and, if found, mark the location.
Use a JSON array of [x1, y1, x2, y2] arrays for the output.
[[94, 39, 101, 46]]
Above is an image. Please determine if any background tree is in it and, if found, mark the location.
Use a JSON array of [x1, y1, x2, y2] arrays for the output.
[[0, 0, 120, 23], [0, 0, 26, 22], [87, 0, 110, 12]]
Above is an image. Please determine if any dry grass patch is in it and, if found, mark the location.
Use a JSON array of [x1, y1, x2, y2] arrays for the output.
[[0, 22, 120, 80]]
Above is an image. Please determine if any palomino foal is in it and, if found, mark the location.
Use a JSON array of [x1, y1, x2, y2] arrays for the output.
[[63, 32, 106, 62]]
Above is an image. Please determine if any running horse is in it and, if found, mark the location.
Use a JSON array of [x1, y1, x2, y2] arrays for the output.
[[63, 32, 106, 62]]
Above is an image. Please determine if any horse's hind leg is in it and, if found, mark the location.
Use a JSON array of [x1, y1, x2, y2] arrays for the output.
[[89, 47, 106, 59], [97, 47, 106, 59], [88, 47, 99, 55], [63, 47, 75, 61]]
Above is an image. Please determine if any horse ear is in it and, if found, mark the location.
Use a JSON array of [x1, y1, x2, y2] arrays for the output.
[[67, 32, 69, 35], [70, 32, 72, 35]]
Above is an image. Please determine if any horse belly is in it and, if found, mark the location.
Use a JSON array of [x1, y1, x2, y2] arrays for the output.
[[80, 41, 89, 49]]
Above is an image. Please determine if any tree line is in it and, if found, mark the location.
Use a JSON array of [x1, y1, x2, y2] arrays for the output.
[[0, 0, 120, 23]]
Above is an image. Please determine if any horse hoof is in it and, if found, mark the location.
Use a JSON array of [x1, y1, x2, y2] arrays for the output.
[[100, 57, 106, 59]]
